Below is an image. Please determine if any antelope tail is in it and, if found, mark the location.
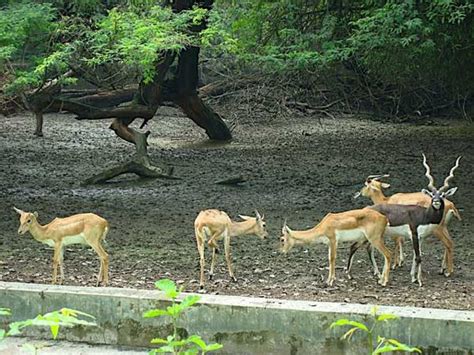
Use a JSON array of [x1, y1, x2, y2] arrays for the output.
[[452, 205, 462, 221]]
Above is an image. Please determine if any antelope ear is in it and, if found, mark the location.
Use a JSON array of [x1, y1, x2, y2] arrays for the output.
[[284, 225, 291, 234], [442, 187, 458, 198], [239, 215, 251, 221], [255, 210, 263, 220], [421, 189, 434, 197], [33, 211, 39, 218], [381, 183, 391, 189], [13, 207, 24, 215]]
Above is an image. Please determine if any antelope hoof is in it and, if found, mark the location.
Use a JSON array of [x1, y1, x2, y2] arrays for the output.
[[209, 274, 213, 281], [231, 276, 237, 283], [444, 271, 452, 277], [378, 279, 387, 287], [326, 279, 334, 286], [346, 273, 352, 280], [200, 284, 204, 290]]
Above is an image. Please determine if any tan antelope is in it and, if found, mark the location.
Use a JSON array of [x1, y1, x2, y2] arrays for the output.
[[354, 155, 461, 276], [280, 208, 391, 286], [14, 207, 110, 286], [195, 209, 268, 288]]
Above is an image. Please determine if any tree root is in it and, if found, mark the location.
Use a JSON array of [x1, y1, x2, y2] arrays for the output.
[[82, 160, 175, 185]]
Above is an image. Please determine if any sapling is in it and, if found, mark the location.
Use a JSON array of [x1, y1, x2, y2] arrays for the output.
[[330, 306, 421, 355], [1, 307, 96, 354], [143, 279, 223, 355]]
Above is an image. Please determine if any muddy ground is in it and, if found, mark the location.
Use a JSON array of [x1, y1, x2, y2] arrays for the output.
[[0, 108, 473, 310]]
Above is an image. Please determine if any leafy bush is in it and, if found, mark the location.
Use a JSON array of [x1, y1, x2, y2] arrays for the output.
[[0, 307, 96, 354], [143, 279, 223, 355], [211, 0, 474, 117], [330, 306, 421, 354]]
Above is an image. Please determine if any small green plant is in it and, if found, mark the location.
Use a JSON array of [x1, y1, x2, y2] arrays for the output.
[[143, 279, 222, 355], [1, 307, 96, 354], [330, 306, 421, 355]]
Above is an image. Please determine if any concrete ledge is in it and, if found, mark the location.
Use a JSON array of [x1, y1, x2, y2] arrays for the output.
[[1, 282, 473, 354]]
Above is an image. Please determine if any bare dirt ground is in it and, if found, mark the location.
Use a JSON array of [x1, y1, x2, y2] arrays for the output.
[[1, 109, 473, 310]]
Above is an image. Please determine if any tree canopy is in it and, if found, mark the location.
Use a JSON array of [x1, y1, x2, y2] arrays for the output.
[[1, 0, 473, 120]]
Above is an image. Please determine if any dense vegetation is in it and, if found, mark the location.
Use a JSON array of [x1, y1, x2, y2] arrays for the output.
[[1, 0, 473, 119]]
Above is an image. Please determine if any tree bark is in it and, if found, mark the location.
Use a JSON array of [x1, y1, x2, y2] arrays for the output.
[[34, 112, 44, 137], [176, 94, 232, 140], [83, 118, 175, 184], [173, 46, 232, 140]]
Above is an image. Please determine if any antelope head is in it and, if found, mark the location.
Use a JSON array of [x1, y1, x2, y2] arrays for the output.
[[13, 207, 38, 235], [421, 154, 461, 210], [279, 220, 294, 253], [239, 210, 268, 239], [354, 174, 390, 199]]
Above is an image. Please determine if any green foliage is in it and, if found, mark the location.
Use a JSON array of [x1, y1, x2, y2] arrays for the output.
[[83, 6, 199, 84], [0, 1, 221, 94], [2, 0, 472, 115], [212, 0, 474, 116], [0, 307, 96, 347], [330, 306, 421, 355], [143, 279, 223, 355]]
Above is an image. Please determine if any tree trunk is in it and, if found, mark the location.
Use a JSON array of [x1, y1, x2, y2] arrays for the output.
[[83, 118, 175, 185], [176, 94, 232, 140], [34, 112, 44, 137], [173, 46, 232, 140]]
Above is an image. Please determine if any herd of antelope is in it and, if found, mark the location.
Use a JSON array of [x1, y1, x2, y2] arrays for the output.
[[13, 154, 462, 290]]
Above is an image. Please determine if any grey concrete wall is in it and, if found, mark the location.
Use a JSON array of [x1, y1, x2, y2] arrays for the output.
[[0, 282, 472, 354]]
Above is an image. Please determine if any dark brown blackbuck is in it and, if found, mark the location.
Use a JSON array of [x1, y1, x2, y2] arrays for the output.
[[354, 169, 461, 275], [347, 154, 461, 286]]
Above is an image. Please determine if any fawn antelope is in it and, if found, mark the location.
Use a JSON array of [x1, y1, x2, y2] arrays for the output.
[[280, 208, 391, 286], [14, 207, 110, 286], [354, 155, 461, 276], [195, 209, 268, 288]]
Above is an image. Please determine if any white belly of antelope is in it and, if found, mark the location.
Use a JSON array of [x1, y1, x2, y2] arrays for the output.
[[417, 224, 438, 239], [335, 228, 366, 243], [384, 224, 438, 240], [42, 234, 87, 247], [385, 225, 412, 239]]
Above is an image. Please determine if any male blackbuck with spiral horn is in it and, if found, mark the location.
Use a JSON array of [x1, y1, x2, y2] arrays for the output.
[[348, 154, 461, 286], [13, 207, 110, 286], [280, 208, 392, 286], [354, 156, 461, 276], [195, 209, 268, 288]]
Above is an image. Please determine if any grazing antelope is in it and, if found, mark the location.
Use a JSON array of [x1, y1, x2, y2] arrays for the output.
[[13, 207, 110, 286], [280, 208, 391, 286], [354, 155, 461, 276], [348, 154, 460, 286], [195, 209, 268, 288]]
